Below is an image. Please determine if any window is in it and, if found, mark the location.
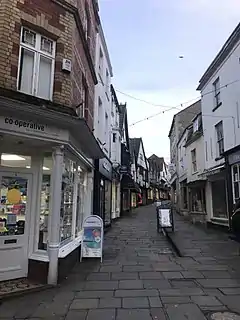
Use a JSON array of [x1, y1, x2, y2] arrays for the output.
[[18, 27, 55, 100], [193, 118, 199, 133], [205, 141, 208, 161], [191, 149, 197, 173], [232, 164, 240, 204], [113, 133, 116, 142], [99, 48, 103, 77], [215, 121, 224, 156], [84, 5, 91, 44], [82, 75, 88, 115], [105, 69, 109, 96], [213, 77, 221, 109]]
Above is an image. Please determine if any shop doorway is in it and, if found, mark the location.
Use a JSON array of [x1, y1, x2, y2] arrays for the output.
[[0, 171, 32, 281]]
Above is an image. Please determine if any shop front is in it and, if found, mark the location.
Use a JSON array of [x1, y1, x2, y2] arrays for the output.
[[0, 98, 103, 285], [93, 157, 112, 228], [187, 180, 206, 223], [225, 147, 240, 227], [111, 169, 121, 220]]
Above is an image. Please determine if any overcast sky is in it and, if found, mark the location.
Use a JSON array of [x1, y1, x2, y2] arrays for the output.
[[99, 0, 240, 162]]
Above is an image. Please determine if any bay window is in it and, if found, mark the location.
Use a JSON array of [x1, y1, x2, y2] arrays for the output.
[[18, 27, 55, 100]]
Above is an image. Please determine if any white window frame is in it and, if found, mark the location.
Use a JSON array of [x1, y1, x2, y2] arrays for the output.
[[17, 27, 56, 101], [215, 121, 224, 157], [213, 77, 221, 109], [232, 164, 240, 204], [191, 148, 197, 173]]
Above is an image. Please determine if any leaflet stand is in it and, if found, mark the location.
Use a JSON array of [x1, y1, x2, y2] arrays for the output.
[[156, 200, 174, 233]]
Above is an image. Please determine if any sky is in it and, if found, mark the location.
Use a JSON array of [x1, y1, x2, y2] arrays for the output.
[[99, 0, 240, 162]]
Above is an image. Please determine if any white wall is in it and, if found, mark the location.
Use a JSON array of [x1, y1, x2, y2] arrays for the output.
[[177, 130, 187, 182], [201, 40, 240, 170], [93, 31, 112, 157], [110, 96, 121, 166], [186, 135, 205, 183]]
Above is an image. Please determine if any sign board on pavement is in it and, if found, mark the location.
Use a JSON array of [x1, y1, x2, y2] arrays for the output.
[[80, 215, 103, 262]]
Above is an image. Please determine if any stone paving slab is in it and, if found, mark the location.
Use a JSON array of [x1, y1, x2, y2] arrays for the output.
[[1, 205, 240, 319]]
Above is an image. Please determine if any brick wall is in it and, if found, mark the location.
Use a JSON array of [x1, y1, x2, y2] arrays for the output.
[[0, 0, 99, 129]]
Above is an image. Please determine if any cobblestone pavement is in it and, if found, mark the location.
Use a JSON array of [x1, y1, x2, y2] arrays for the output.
[[1, 206, 240, 319]]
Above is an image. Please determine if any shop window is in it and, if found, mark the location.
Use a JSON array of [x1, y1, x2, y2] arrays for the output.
[[18, 27, 55, 100], [104, 180, 111, 226], [190, 188, 205, 212], [38, 157, 52, 250], [232, 164, 240, 204], [0, 153, 31, 168], [60, 158, 76, 244], [75, 168, 86, 236], [0, 176, 28, 236], [212, 180, 227, 218]]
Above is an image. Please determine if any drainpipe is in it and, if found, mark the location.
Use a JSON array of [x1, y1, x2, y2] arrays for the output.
[[47, 146, 64, 285]]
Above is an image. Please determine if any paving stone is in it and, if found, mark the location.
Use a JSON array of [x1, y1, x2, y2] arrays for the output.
[[166, 303, 206, 320], [76, 290, 114, 298], [115, 289, 159, 297], [201, 271, 233, 279], [122, 297, 149, 308], [190, 295, 222, 306], [100, 266, 122, 272], [148, 296, 163, 308], [30, 301, 70, 317], [162, 271, 183, 279], [153, 264, 183, 271], [219, 287, 240, 295], [161, 296, 192, 304], [87, 273, 111, 281], [87, 309, 116, 320], [99, 298, 122, 308], [181, 271, 204, 279], [218, 295, 240, 313], [143, 279, 171, 289], [65, 310, 88, 320], [159, 287, 204, 296], [116, 309, 152, 320], [111, 272, 139, 280], [119, 280, 143, 289], [139, 272, 164, 279], [171, 280, 197, 288], [197, 279, 240, 288], [84, 281, 118, 290], [150, 308, 167, 319], [70, 299, 99, 309], [123, 265, 153, 272]]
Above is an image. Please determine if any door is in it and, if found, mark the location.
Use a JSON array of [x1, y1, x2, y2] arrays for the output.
[[0, 172, 32, 281]]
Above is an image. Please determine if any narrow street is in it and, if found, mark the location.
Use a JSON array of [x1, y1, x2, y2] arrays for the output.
[[1, 206, 240, 319]]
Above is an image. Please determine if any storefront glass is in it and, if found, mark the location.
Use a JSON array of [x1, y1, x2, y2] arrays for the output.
[[232, 164, 240, 203], [38, 157, 52, 250], [104, 180, 111, 226], [0, 176, 28, 236], [75, 168, 86, 236], [0, 153, 31, 169], [60, 157, 76, 244], [212, 180, 227, 218], [190, 188, 205, 212]]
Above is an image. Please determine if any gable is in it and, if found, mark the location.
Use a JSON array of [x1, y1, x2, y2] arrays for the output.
[[137, 140, 147, 169]]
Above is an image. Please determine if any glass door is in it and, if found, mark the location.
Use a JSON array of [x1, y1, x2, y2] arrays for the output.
[[0, 172, 32, 281]]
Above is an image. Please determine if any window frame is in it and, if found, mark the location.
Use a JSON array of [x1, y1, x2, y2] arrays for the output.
[[215, 121, 224, 157], [17, 27, 56, 101], [232, 164, 240, 204], [191, 148, 197, 173], [213, 77, 221, 111]]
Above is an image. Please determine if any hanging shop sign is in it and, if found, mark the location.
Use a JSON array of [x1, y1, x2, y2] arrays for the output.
[[0, 116, 68, 142], [99, 158, 112, 180], [80, 215, 104, 262]]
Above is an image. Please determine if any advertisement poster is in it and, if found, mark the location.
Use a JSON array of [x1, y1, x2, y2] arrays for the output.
[[81, 215, 103, 262], [158, 209, 172, 227]]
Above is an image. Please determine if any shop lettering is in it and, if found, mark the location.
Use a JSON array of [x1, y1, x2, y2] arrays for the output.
[[5, 117, 45, 132]]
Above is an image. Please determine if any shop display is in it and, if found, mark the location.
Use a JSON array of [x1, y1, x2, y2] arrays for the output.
[[38, 175, 50, 250], [0, 176, 27, 236]]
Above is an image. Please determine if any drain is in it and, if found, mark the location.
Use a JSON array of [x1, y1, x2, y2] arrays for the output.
[[210, 312, 240, 320]]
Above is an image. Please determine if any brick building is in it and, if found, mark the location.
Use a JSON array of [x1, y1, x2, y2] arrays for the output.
[[0, 0, 103, 285]]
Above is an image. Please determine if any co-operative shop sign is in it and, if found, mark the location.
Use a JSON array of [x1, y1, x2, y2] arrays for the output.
[[4, 117, 45, 132]]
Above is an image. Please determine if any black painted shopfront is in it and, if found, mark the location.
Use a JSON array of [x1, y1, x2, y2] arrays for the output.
[[93, 157, 112, 228]]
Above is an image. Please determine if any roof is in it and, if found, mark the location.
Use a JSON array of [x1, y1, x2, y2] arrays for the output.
[[168, 100, 201, 138], [148, 154, 164, 171], [110, 85, 120, 112], [197, 23, 240, 91], [98, 22, 113, 77], [119, 103, 126, 131]]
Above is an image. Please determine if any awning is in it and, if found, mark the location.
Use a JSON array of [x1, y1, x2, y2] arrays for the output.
[[0, 95, 104, 159], [121, 174, 141, 192]]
